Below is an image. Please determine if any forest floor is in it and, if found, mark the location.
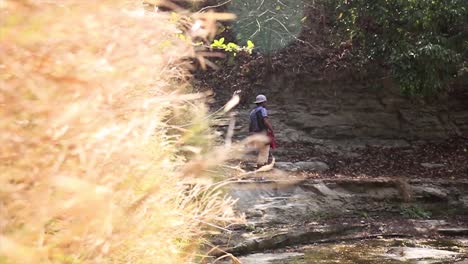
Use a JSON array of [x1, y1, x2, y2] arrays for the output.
[[274, 136, 468, 180]]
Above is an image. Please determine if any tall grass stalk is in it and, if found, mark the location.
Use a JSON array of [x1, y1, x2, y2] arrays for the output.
[[0, 1, 237, 263]]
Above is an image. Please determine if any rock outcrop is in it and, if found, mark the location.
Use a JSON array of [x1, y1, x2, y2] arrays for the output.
[[227, 76, 468, 151]]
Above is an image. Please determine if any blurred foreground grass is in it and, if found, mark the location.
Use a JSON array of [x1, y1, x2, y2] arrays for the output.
[[0, 1, 238, 263]]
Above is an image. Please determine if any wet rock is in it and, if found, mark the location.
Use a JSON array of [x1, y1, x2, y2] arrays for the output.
[[228, 225, 365, 255], [420, 162, 446, 169], [237, 252, 304, 264]]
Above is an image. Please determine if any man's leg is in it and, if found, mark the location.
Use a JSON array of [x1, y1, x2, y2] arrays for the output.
[[257, 143, 270, 167]]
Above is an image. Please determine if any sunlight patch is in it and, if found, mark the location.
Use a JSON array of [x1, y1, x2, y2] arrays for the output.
[[228, 0, 304, 54]]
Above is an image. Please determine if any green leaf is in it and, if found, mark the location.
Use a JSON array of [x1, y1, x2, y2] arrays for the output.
[[177, 34, 186, 41], [247, 40, 255, 49], [211, 37, 227, 48], [227, 42, 238, 49]]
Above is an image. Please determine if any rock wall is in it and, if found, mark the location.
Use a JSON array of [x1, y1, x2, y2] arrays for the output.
[[233, 73, 468, 149]]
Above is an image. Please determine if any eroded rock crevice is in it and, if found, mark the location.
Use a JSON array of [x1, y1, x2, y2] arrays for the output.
[[212, 179, 468, 262]]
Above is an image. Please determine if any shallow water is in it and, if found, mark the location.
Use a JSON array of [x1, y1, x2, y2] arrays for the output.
[[239, 239, 467, 264], [237, 252, 304, 264]]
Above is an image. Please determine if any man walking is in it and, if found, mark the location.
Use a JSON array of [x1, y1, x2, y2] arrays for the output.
[[249, 94, 274, 168]]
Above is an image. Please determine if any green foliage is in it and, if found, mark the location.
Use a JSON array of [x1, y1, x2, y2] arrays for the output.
[[244, 224, 256, 232], [359, 211, 370, 219], [331, 0, 467, 95], [210, 37, 255, 55], [400, 206, 432, 219]]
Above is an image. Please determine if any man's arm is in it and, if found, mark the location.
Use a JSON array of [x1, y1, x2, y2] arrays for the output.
[[263, 117, 273, 133]]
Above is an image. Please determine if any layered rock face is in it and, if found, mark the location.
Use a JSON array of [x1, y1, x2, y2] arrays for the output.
[[233, 74, 468, 149]]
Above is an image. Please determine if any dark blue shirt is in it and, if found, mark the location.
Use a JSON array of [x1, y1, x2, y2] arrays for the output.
[[249, 106, 268, 133]]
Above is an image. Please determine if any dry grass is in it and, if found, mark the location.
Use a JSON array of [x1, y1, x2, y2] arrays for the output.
[[0, 1, 239, 263]]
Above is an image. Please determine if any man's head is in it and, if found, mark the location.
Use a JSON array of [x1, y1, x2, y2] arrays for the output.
[[254, 94, 267, 106]]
